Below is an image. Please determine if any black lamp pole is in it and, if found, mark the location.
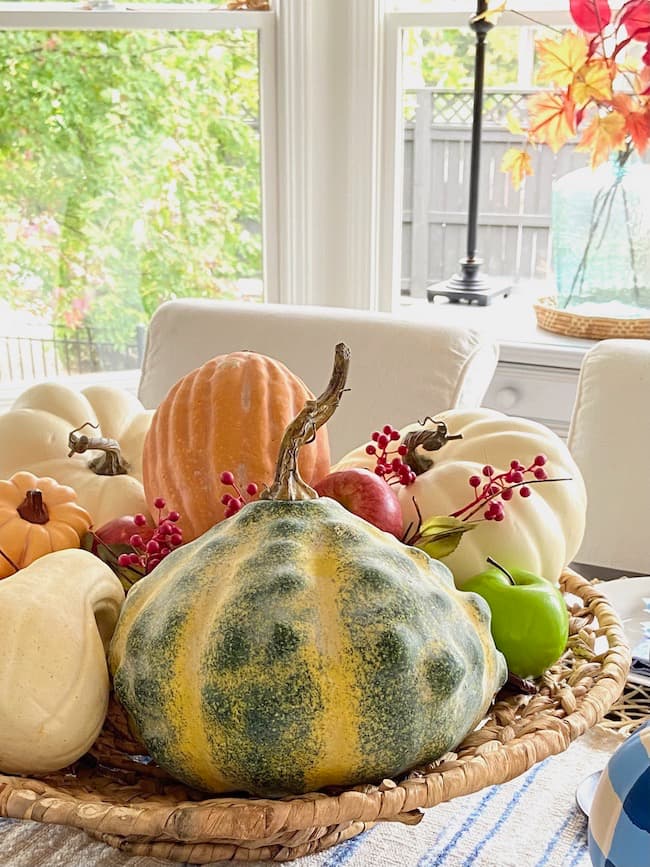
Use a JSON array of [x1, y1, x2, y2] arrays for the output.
[[427, 0, 509, 306]]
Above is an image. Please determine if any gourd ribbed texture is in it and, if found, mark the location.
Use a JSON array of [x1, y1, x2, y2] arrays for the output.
[[142, 352, 331, 541]]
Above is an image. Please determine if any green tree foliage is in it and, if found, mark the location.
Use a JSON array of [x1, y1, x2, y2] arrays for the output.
[[0, 28, 261, 348], [403, 26, 520, 90]]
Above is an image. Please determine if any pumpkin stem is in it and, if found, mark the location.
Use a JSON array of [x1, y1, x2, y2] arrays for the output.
[[68, 422, 130, 476], [402, 420, 462, 476], [261, 342, 351, 502], [17, 489, 49, 525]]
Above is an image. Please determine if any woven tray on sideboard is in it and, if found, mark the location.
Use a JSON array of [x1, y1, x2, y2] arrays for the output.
[[0, 570, 631, 864], [534, 296, 650, 340]]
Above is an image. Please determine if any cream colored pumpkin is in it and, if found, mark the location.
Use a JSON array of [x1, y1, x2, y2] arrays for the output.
[[0, 383, 153, 526], [0, 548, 124, 775], [332, 408, 587, 586]]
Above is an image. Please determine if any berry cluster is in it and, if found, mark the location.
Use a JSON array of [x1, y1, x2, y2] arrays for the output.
[[365, 424, 416, 486], [451, 455, 549, 523], [117, 498, 183, 574], [220, 471, 259, 518]]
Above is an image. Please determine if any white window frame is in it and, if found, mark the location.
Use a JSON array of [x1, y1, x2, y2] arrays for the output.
[[0, 2, 280, 300], [0, 1, 578, 319], [379, 2, 575, 313], [272, 1, 575, 313]]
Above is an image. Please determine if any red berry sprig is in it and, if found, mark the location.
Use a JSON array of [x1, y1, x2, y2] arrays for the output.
[[365, 424, 416, 486], [451, 455, 549, 523], [117, 497, 183, 574], [220, 471, 259, 518]]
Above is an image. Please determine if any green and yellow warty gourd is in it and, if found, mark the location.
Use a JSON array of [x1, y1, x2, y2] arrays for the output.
[[110, 345, 507, 797], [0, 549, 124, 775], [0, 382, 153, 527]]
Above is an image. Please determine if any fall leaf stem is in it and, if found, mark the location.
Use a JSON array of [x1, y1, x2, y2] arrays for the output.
[[564, 145, 637, 307], [622, 186, 640, 304], [565, 183, 614, 306], [508, 9, 563, 36]]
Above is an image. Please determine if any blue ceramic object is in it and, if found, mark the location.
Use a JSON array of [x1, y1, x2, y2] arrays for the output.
[[588, 721, 650, 867]]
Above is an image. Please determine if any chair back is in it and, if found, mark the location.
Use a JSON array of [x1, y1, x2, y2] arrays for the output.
[[568, 338, 650, 573], [138, 299, 499, 461]]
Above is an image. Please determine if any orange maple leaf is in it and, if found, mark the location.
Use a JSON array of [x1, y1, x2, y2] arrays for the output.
[[536, 31, 589, 88], [571, 58, 614, 107], [527, 92, 577, 152], [611, 93, 635, 114], [575, 113, 627, 168], [625, 111, 650, 153], [500, 148, 533, 191]]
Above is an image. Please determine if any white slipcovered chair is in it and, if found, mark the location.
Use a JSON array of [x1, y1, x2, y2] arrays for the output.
[[568, 338, 650, 575], [137, 299, 499, 461]]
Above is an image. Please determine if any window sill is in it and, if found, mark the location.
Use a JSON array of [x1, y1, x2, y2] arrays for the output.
[[398, 280, 598, 369]]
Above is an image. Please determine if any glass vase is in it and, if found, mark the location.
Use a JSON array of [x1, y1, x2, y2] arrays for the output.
[[551, 154, 650, 316]]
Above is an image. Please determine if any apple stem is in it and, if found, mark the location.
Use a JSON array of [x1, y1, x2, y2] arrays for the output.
[[486, 556, 516, 585]]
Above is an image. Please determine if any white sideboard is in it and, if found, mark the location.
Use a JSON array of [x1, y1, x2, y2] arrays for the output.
[[398, 285, 598, 438]]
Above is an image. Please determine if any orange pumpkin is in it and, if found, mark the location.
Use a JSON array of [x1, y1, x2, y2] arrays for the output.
[[142, 351, 331, 541], [0, 471, 92, 578]]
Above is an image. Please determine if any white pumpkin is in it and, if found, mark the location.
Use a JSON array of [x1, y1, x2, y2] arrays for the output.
[[332, 408, 587, 586], [0, 383, 153, 527], [0, 548, 124, 775]]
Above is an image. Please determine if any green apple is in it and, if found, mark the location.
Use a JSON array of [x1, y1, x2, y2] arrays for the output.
[[461, 557, 569, 679]]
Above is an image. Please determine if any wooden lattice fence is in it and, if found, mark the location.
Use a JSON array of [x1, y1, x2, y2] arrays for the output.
[[401, 88, 591, 296]]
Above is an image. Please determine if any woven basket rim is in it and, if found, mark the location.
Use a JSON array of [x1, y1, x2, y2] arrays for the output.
[[534, 295, 650, 324], [0, 569, 631, 851], [534, 296, 650, 340]]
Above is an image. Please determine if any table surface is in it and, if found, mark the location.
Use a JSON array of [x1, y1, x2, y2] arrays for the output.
[[0, 726, 628, 867]]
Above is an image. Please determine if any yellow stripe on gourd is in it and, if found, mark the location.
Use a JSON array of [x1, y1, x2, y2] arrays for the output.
[[300, 548, 361, 791]]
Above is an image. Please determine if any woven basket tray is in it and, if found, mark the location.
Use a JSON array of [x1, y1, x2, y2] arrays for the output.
[[534, 296, 650, 340], [0, 570, 630, 864]]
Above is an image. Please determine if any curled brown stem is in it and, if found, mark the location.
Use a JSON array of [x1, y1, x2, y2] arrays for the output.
[[68, 422, 130, 476], [261, 343, 351, 502], [402, 421, 462, 476]]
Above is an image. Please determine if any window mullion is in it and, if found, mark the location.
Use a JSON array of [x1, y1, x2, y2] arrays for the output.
[[274, 0, 387, 310]]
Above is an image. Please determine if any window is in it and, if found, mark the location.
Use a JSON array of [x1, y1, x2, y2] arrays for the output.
[[3, 0, 641, 399], [385, 2, 648, 310], [0, 2, 276, 393], [383, 2, 583, 308]]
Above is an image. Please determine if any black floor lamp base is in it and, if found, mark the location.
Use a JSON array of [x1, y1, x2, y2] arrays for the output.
[[427, 280, 511, 306], [427, 259, 511, 306]]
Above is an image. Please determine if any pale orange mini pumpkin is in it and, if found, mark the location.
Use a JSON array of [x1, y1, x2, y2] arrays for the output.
[[142, 351, 331, 541], [0, 471, 92, 578]]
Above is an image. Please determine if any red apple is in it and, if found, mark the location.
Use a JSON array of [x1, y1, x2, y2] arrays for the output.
[[314, 468, 404, 537], [92, 515, 156, 552], [82, 515, 157, 593]]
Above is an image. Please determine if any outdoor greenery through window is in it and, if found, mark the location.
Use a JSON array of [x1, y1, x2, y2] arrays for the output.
[[0, 22, 262, 386]]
